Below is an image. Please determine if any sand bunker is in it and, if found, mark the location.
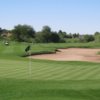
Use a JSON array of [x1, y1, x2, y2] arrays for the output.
[[30, 48, 100, 62]]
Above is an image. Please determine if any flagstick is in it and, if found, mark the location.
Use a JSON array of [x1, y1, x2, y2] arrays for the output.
[[29, 50, 32, 79]]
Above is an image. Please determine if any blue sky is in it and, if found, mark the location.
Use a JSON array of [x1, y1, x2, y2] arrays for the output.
[[0, 0, 100, 34]]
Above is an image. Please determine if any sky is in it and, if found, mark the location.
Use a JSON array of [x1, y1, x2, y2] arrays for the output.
[[0, 0, 100, 34]]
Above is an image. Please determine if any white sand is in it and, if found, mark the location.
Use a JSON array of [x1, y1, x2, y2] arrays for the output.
[[30, 48, 100, 62]]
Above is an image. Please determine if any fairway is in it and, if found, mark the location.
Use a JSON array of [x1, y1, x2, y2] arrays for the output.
[[0, 43, 100, 100]]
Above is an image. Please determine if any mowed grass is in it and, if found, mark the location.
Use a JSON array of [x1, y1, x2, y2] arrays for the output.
[[1, 59, 100, 80], [0, 42, 100, 100]]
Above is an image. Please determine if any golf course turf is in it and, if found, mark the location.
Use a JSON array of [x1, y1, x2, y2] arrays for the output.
[[0, 42, 100, 100]]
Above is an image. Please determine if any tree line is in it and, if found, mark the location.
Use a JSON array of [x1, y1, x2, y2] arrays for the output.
[[0, 24, 100, 43]]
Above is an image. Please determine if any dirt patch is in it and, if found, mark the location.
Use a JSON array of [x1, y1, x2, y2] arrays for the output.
[[30, 48, 100, 62]]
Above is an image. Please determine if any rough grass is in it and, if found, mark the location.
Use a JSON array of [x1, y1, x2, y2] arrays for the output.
[[97, 51, 100, 55], [0, 42, 100, 58], [0, 42, 100, 100]]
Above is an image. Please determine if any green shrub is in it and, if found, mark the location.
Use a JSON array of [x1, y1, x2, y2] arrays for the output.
[[66, 38, 80, 43]]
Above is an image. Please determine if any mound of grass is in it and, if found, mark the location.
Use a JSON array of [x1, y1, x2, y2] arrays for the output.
[[0, 42, 100, 59], [97, 51, 100, 55]]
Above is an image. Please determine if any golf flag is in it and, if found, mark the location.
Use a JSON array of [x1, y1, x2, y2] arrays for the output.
[[25, 45, 31, 52]]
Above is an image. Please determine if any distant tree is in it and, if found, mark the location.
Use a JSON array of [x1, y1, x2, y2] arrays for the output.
[[42, 26, 51, 33], [66, 33, 73, 38], [0, 28, 9, 40], [73, 33, 79, 38], [12, 24, 35, 42], [35, 26, 62, 43], [0, 28, 2, 37], [94, 32, 100, 36], [58, 30, 67, 38], [50, 32, 60, 43], [0, 28, 2, 33], [94, 32, 100, 42], [35, 32, 45, 43], [83, 34, 94, 42], [35, 26, 52, 43], [57, 30, 66, 42], [0, 28, 2, 39]]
